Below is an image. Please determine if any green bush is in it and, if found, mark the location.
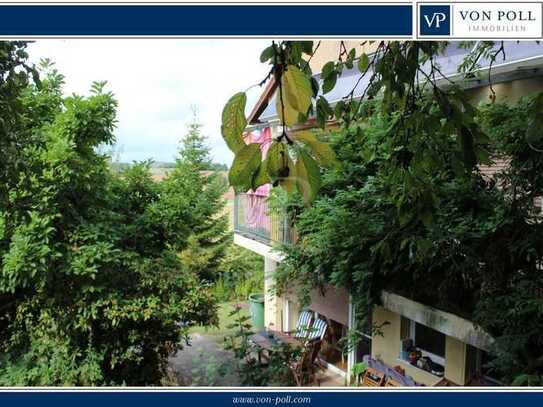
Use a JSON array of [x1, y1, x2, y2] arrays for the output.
[[223, 306, 299, 386], [213, 245, 264, 302]]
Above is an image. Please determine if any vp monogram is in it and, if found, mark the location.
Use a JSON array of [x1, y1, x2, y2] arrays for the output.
[[419, 5, 451, 36], [424, 12, 447, 28]]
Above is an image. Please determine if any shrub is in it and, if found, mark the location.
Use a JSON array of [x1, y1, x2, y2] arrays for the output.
[[214, 244, 264, 302]]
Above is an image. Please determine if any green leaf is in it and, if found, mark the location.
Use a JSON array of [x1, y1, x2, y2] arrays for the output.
[[316, 97, 333, 128], [322, 61, 335, 78], [276, 88, 299, 126], [322, 71, 337, 94], [334, 100, 345, 121], [252, 158, 270, 190], [221, 92, 247, 154], [345, 49, 356, 69], [358, 53, 369, 73], [228, 143, 262, 192], [260, 46, 275, 63], [266, 141, 289, 181], [295, 148, 321, 205], [282, 65, 312, 114], [288, 43, 303, 65], [294, 130, 338, 168]]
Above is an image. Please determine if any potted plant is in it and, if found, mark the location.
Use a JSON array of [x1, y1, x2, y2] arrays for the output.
[[350, 362, 369, 386]]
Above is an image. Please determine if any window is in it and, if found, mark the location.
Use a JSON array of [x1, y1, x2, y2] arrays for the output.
[[400, 317, 446, 374], [415, 322, 445, 359]]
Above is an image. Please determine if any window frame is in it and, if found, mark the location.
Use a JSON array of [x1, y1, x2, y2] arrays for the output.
[[400, 318, 446, 367]]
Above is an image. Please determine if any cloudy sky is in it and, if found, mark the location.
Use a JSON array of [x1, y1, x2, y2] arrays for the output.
[[28, 40, 271, 165]]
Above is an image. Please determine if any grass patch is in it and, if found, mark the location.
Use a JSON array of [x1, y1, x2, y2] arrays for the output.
[[189, 302, 250, 338]]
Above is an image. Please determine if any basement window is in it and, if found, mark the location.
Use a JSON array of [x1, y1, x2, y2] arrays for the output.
[[400, 317, 446, 377]]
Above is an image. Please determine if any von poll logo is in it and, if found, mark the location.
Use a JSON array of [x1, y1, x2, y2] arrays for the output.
[[419, 2, 543, 38], [420, 5, 451, 36]]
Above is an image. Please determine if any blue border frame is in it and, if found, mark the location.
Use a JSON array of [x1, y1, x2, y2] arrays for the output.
[[0, 4, 412, 36], [1, 390, 543, 406]]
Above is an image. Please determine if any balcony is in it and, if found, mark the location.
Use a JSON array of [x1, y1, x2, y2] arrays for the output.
[[233, 192, 294, 246]]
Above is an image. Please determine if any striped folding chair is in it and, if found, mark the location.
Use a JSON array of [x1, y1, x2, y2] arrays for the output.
[[306, 317, 328, 342], [290, 310, 313, 339]]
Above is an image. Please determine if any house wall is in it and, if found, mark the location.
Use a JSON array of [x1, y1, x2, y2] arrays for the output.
[[308, 41, 379, 75], [445, 337, 467, 385], [370, 306, 401, 368], [280, 285, 350, 328], [310, 285, 350, 326], [263, 259, 322, 333], [468, 76, 543, 104], [287, 299, 302, 331]]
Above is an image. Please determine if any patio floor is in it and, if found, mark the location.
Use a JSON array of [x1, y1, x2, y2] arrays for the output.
[[318, 369, 346, 387]]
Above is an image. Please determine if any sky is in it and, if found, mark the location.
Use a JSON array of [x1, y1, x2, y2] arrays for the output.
[[28, 40, 271, 165]]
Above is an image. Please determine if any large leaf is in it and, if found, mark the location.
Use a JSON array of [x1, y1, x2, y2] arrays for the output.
[[282, 65, 312, 115], [229, 143, 262, 192], [322, 71, 337, 94], [321, 61, 335, 78], [294, 131, 338, 168], [266, 141, 289, 181], [321, 62, 337, 95], [221, 92, 247, 154], [252, 158, 270, 190], [295, 148, 321, 205], [276, 88, 299, 126]]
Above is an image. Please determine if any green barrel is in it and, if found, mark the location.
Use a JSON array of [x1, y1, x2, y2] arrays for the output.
[[248, 293, 265, 330]]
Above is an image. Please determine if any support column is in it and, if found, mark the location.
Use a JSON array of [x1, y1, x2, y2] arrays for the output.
[[264, 257, 282, 330], [347, 296, 355, 384]]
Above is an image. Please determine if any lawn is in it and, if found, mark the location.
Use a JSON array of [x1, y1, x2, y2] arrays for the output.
[[189, 301, 250, 339]]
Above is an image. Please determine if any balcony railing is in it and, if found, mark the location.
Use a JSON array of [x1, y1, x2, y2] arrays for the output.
[[234, 192, 294, 246]]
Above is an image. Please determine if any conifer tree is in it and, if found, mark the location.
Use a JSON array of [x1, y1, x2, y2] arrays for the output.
[[177, 106, 213, 171], [167, 106, 230, 281]]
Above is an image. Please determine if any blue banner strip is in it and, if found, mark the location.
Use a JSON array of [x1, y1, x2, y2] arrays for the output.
[[0, 391, 543, 407], [0, 5, 412, 36]]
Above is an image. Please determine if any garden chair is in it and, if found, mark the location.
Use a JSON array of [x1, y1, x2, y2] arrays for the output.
[[286, 310, 314, 339], [306, 317, 328, 343], [361, 367, 385, 387], [289, 339, 321, 386]]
